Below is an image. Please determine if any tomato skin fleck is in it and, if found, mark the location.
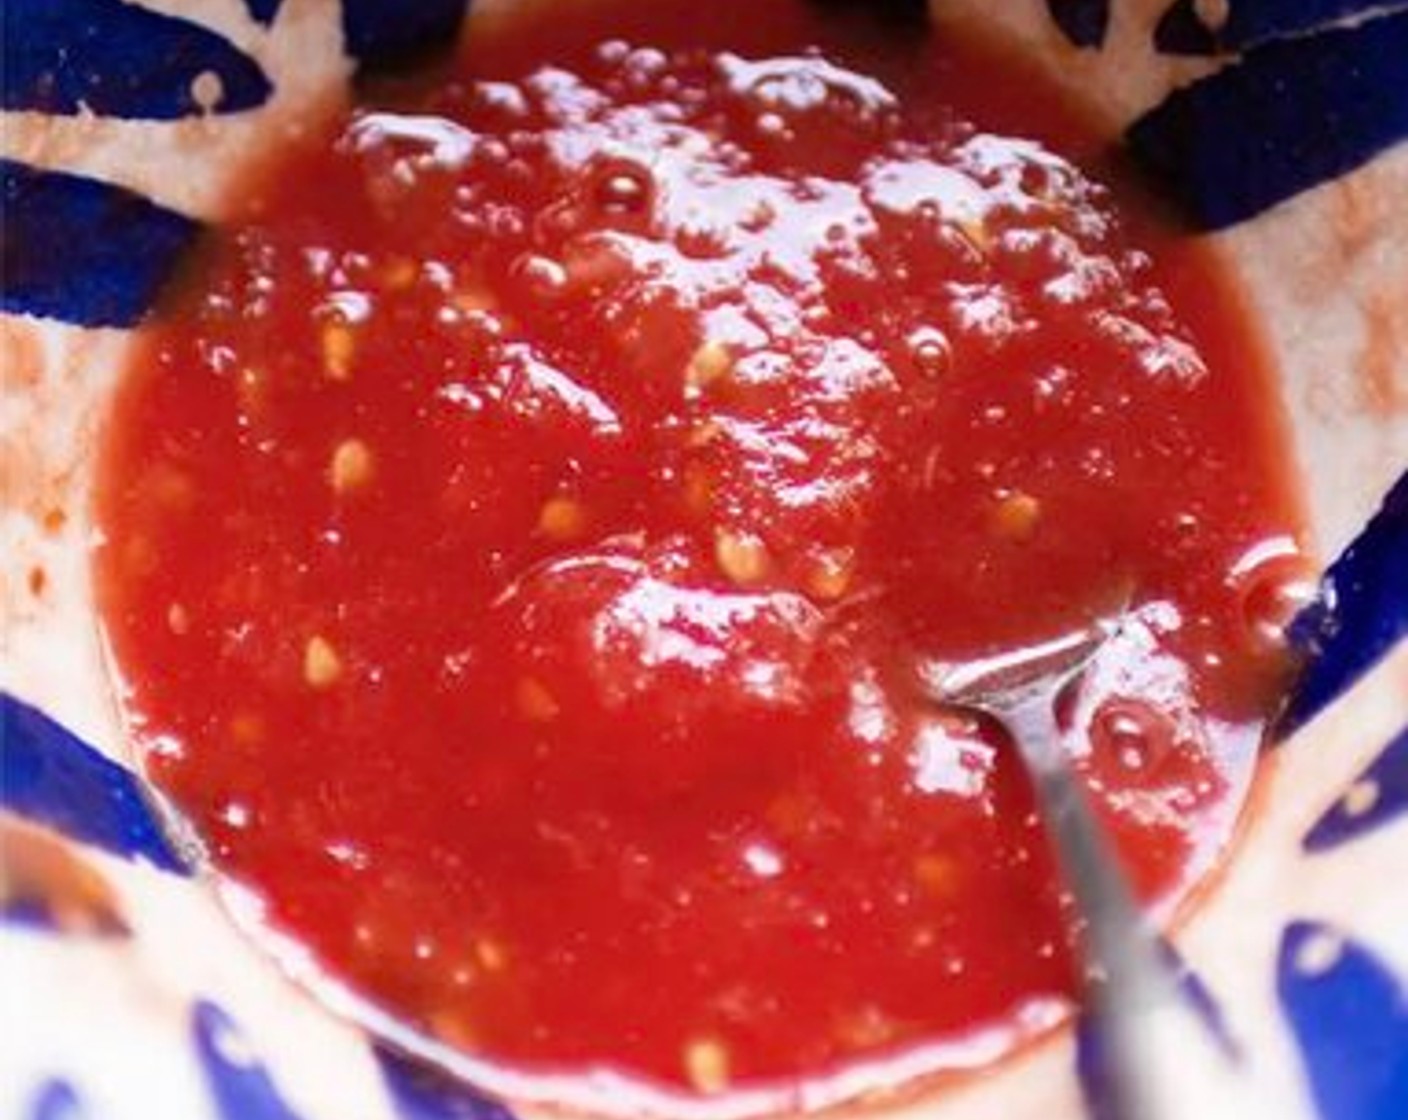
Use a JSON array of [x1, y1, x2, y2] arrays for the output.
[[96, 0, 1300, 1099]]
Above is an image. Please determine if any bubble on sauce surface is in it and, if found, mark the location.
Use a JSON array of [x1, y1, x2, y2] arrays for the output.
[[907, 326, 952, 376], [1228, 537, 1317, 656], [510, 254, 570, 301], [1089, 698, 1179, 775], [589, 157, 656, 219]]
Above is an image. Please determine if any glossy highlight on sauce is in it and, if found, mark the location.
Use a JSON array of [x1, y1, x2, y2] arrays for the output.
[[97, 0, 1303, 1104]]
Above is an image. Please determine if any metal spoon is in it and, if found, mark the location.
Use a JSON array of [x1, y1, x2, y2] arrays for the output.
[[917, 620, 1272, 1120]]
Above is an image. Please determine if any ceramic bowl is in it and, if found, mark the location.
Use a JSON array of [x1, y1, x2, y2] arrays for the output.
[[2, 1, 1406, 1118]]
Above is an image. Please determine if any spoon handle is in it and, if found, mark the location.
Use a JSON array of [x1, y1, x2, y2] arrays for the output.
[[1003, 694, 1270, 1120]]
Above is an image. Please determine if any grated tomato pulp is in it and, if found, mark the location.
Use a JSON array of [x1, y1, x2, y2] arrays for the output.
[[97, 0, 1304, 1102]]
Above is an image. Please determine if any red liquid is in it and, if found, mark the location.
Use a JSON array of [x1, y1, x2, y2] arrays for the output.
[[97, 0, 1301, 1100]]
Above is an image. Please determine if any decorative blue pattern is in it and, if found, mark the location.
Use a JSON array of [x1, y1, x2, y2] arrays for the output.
[[0, 893, 129, 937], [809, 0, 929, 24], [1, 812, 131, 935], [3, 5, 1405, 1120], [1152, 1, 1222, 54], [243, 0, 285, 27], [377, 1046, 518, 1120], [1074, 1011, 1119, 1120], [1155, 0, 1408, 55], [1126, 11, 1408, 229], [341, 0, 470, 70], [1169, 949, 1240, 1059], [1, 0, 272, 119], [1278, 470, 1408, 736], [0, 160, 200, 327], [1073, 1010, 1110, 1120], [1278, 922, 1408, 1120], [28, 1079, 85, 1120], [1075, 939, 1240, 1119], [0, 693, 188, 873], [1047, 0, 1110, 47], [1304, 725, 1408, 852], [1, 897, 63, 932], [194, 1001, 307, 1120]]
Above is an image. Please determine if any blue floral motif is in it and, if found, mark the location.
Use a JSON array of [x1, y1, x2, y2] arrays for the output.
[[3, 5, 1407, 1120], [194, 1000, 307, 1120], [1279, 470, 1408, 736], [1, 896, 64, 932], [341, 0, 471, 71], [1075, 937, 1240, 1120], [0, 842, 131, 937], [807, 0, 929, 25], [1, 160, 201, 327], [1, 0, 272, 119], [1126, 11, 1408, 229], [0, 895, 127, 935], [0, 693, 188, 873], [376, 1046, 518, 1120], [1278, 922, 1408, 1120], [243, 0, 285, 27], [1304, 725, 1408, 852], [1046, 0, 1111, 48], [1155, 0, 1408, 55], [1074, 1011, 1119, 1120], [27, 1079, 85, 1120]]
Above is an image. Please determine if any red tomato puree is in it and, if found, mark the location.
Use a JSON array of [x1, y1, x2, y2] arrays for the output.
[[97, 0, 1304, 1103]]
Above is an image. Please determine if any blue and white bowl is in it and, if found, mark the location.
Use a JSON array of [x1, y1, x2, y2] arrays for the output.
[[2, 1, 1405, 1118]]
